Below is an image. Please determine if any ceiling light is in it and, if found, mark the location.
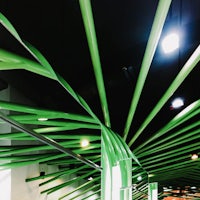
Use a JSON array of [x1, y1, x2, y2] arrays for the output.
[[88, 177, 93, 181], [137, 176, 142, 181], [162, 32, 180, 54], [80, 139, 90, 148], [171, 97, 184, 109], [191, 153, 198, 160]]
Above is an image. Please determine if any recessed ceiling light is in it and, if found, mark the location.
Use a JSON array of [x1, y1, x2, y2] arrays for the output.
[[80, 139, 90, 148], [88, 177, 93, 181], [171, 97, 184, 109], [191, 153, 198, 160], [162, 32, 180, 54], [137, 176, 142, 181]]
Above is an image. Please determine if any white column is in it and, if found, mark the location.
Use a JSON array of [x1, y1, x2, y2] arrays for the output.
[[0, 87, 11, 200]]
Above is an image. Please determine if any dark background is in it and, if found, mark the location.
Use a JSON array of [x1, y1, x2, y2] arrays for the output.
[[0, 0, 199, 147]]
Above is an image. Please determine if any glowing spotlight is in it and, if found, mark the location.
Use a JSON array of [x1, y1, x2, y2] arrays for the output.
[[80, 139, 90, 148], [191, 153, 198, 160], [162, 32, 179, 53], [137, 176, 142, 181], [88, 177, 93, 181], [171, 98, 184, 109]]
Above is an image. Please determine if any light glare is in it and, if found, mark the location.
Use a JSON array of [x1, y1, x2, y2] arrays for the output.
[[191, 154, 198, 160], [88, 177, 93, 181], [81, 139, 89, 147], [162, 32, 179, 53], [171, 98, 184, 109], [137, 176, 142, 181]]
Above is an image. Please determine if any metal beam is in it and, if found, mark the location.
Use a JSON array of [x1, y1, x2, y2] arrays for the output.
[[0, 111, 102, 171]]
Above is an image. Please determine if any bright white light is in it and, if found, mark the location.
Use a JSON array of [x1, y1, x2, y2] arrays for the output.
[[162, 32, 179, 53], [88, 177, 93, 181], [171, 98, 184, 109], [80, 139, 89, 147], [38, 117, 48, 121], [137, 176, 142, 181], [191, 154, 198, 160]]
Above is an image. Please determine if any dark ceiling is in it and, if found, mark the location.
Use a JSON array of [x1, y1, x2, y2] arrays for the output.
[[0, 0, 200, 195], [0, 0, 200, 189]]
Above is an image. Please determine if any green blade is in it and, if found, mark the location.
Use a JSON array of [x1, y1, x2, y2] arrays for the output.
[[0, 12, 57, 79], [79, 0, 111, 127], [123, 0, 172, 140], [128, 44, 200, 147]]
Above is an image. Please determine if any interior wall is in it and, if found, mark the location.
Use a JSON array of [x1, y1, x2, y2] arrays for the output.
[[11, 164, 76, 200], [0, 84, 99, 200], [0, 86, 11, 200], [11, 164, 99, 200]]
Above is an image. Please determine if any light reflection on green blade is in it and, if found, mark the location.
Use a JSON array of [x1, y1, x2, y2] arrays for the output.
[[123, 0, 172, 140]]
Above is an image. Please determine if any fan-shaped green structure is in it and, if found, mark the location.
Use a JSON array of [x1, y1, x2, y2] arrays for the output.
[[0, 0, 199, 199]]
